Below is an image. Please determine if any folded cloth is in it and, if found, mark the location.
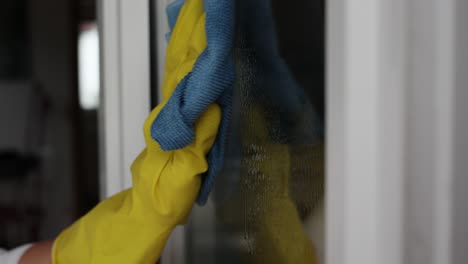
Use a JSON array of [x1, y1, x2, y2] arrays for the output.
[[151, 0, 236, 205]]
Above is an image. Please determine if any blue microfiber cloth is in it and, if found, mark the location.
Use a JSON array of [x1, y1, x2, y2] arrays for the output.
[[151, 0, 236, 205]]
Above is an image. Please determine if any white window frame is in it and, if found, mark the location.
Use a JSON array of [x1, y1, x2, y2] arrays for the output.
[[327, 1, 467, 264], [326, 0, 407, 263], [98, 0, 151, 198]]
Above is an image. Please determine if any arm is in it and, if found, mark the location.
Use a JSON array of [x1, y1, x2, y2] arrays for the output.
[[19, 241, 53, 264], [14, 103, 219, 264]]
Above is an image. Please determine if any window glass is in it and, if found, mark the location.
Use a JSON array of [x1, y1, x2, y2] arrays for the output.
[[152, 0, 325, 262]]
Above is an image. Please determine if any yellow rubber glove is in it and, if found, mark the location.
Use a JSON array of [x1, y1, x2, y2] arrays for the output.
[[53, 0, 215, 263]]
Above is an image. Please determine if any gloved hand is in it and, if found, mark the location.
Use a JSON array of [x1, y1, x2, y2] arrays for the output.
[[52, 0, 222, 262], [152, 0, 235, 205], [52, 104, 221, 264]]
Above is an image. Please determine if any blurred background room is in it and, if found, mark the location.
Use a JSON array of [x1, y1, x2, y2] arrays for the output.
[[0, 0, 100, 248]]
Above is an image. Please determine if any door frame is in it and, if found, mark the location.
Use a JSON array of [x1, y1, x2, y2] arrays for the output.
[[98, 0, 151, 198]]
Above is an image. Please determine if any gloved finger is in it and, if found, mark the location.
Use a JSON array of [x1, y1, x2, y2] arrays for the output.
[[143, 102, 221, 155], [151, 0, 235, 153], [165, 0, 235, 126], [187, 103, 222, 156], [164, 0, 205, 89], [159, 103, 222, 193], [150, 104, 222, 222], [166, 0, 186, 33], [166, 12, 207, 99]]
